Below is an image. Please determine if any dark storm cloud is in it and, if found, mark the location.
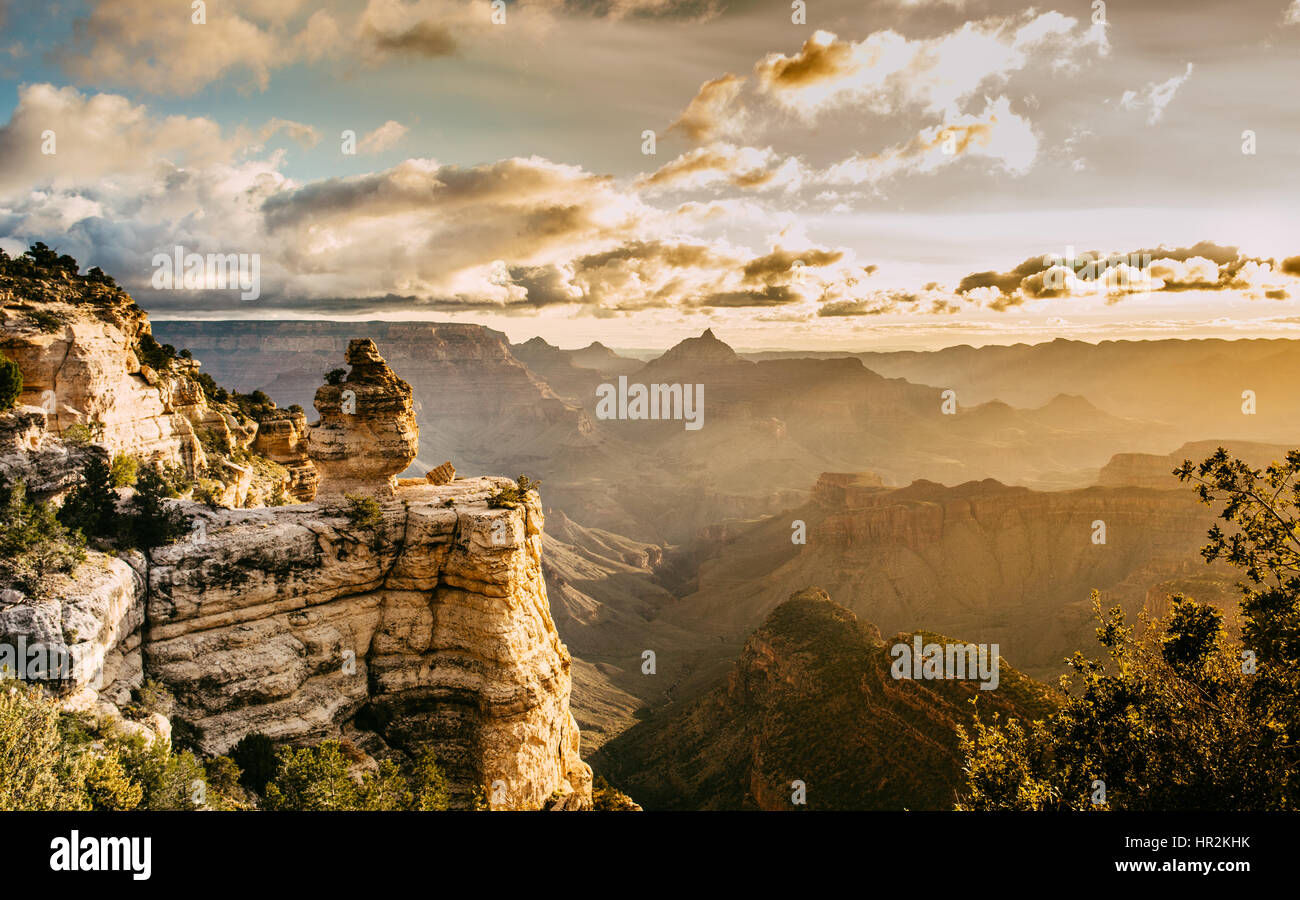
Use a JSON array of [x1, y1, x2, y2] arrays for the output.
[[742, 248, 842, 283], [695, 285, 799, 307], [363, 20, 459, 57], [817, 289, 922, 317]]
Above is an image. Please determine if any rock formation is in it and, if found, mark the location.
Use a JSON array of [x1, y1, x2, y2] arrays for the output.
[[252, 407, 318, 501], [146, 477, 590, 808], [307, 339, 418, 500], [0, 287, 248, 474], [0, 288, 593, 808], [0, 405, 103, 500], [425, 460, 455, 485], [594, 588, 1056, 810], [666, 472, 1238, 682]]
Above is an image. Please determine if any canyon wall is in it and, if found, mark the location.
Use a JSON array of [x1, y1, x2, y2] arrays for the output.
[[146, 478, 590, 808]]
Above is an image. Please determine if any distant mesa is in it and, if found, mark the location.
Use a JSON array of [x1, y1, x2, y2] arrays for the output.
[[307, 338, 419, 499]]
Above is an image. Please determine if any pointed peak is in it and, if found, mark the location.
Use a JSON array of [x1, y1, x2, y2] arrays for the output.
[[651, 328, 738, 368]]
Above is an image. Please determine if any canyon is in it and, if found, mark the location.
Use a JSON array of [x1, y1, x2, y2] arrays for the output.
[[6, 277, 1294, 809]]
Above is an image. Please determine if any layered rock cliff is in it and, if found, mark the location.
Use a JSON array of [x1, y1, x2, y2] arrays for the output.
[[666, 472, 1239, 681], [1, 285, 240, 474], [146, 477, 590, 808], [151, 321, 599, 479]]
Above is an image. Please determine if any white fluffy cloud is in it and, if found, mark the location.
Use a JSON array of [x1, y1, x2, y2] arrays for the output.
[[1120, 63, 1194, 124]]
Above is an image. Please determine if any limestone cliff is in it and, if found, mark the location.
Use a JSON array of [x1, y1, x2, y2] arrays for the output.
[[1, 285, 236, 474], [0, 276, 309, 507], [147, 477, 590, 808], [667, 472, 1240, 681], [251, 407, 318, 502]]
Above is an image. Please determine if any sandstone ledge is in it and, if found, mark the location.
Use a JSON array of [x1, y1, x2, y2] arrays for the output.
[[145, 476, 590, 809]]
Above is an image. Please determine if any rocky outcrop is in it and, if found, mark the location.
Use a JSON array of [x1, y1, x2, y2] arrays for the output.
[[0, 289, 241, 473], [252, 408, 318, 501], [145, 477, 590, 808], [1, 280, 593, 808], [1097, 440, 1295, 489], [812, 472, 887, 506], [150, 321, 601, 480], [669, 473, 1239, 681], [0, 549, 147, 715], [307, 339, 418, 500], [594, 588, 1056, 810], [0, 405, 104, 500], [425, 460, 455, 485]]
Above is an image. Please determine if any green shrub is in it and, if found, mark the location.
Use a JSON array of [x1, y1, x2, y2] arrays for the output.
[[0, 480, 86, 597], [262, 741, 453, 811], [109, 454, 138, 488], [126, 678, 174, 719], [135, 333, 175, 372], [263, 741, 363, 811], [27, 308, 65, 333], [0, 678, 83, 810], [126, 467, 192, 548], [0, 355, 22, 413], [58, 454, 117, 540], [157, 462, 194, 498], [231, 733, 277, 795], [61, 423, 95, 446], [487, 474, 540, 509], [409, 749, 451, 811], [324, 368, 347, 385], [343, 493, 383, 529], [112, 732, 209, 810]]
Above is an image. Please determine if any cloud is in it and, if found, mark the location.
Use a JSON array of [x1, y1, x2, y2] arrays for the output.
[[638, 143, 805, 192], [358, 0, 464, 60], [669, 73, 746, 142], [260, 118, 322, 149], [0, 84, 247, 194], [358, 120, 409, 154], [60, 0, 345, 96], [1119, 63, 1194, 124], [955, 241, 1300, 309], [55, 0, 732, 95], [823, 95, 1038, 184], [745, 13, 1090, 121], [2, 84, 890, 316], [818, 290, 924, 317]]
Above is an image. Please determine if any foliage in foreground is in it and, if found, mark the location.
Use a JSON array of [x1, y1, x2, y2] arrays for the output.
[[0, 680, 454, 811], [0, 480, 86, 598], [958, 448, 1300, 810]]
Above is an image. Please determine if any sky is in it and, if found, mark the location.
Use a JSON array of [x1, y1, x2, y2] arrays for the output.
[[1, 0, 1299, 350]]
